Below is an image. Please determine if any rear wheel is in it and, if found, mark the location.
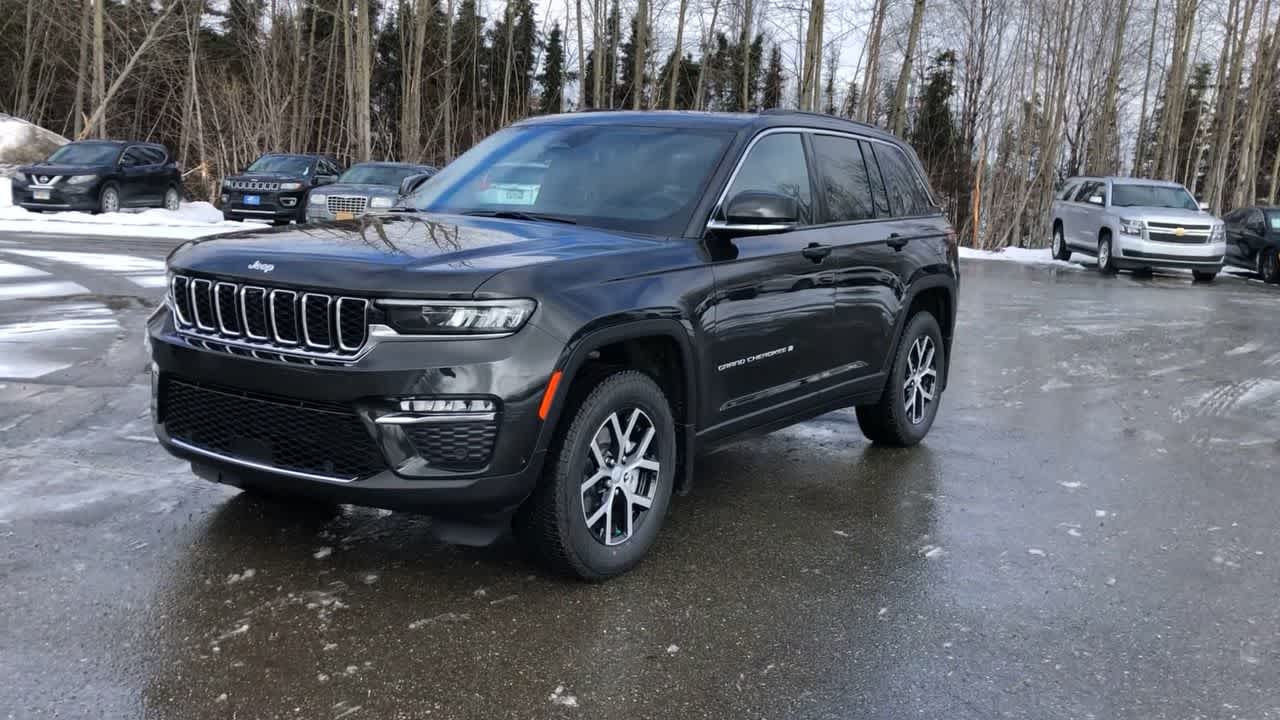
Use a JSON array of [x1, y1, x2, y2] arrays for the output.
[[856, 311, 945, 447], [516, 370, 676, 580], [1259, 249, 1280, 284], [1051, 224, 1072, 261], [1192, 269, 1218, 282], [1097, 233, 1117, 275]]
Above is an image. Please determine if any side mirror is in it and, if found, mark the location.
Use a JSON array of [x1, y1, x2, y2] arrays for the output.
[[707, 191, 799, 235], [1088, 195, 1104, 206], [1198, 201, 1210, 211], [398, 173, 434, 197]]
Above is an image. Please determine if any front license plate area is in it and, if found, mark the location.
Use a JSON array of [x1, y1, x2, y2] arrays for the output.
[[244, 195, 261, 206], [33, 190, 50, 200]]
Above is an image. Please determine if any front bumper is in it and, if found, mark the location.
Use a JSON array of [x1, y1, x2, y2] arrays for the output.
[[1114, 235, 1226, 269], [13, 183, 99, 211], [221, 190, 306, 221], [149, 306, 565, 516], [305, 207, 394, 223]]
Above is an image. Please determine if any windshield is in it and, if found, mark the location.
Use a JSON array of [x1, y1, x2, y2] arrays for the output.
[[1111, 184, 1198, 210], [407, 124, 734, 235], [339, 164, 429, 186], [246, 156, 313, 176], [46, 143, 120, 165]]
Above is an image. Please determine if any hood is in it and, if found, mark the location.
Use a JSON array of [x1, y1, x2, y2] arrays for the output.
[[226, 171, 308, 183], [167, 212, 666, 296], [1117, 206, 1219, 225], [319, 183, 399, 197], [18, 162, 112, 177]]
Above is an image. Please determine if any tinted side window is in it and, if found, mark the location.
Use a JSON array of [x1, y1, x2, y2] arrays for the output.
[[873, 144, 934, 217], [140, 147, 165, 165], [1060, 182, 1079, 201], [724, 133, 813, 224], [862, 141, 891, 217], [121, 148, 145, 166], [811, 135, 875, 222], [1249, 209, 1266, 233]]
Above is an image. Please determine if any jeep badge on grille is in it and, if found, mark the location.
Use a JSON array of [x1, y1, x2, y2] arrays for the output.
[[248, 260, 275, 273]]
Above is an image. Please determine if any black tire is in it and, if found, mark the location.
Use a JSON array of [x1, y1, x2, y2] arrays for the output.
[[162, 185, 181, 211], [1051, 223, 1072, 261], [97, 183, 120, 214], [1192, 269, 1218, 282], [1260, 249, 1280, 284], [516, 370, 677, 580], [855, 311, 945, 447], [1097, 232, 1118, 275]]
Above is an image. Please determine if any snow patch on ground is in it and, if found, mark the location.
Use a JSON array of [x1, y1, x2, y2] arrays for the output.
[[0, 201, 248, 239], [1225, 340, 1263, 357], [0, 259, 48, 279], [0, 303, 117, 378], [0, 280, 88, 301], [959, 246, 1085, 270], [3, 248, 166, 288]]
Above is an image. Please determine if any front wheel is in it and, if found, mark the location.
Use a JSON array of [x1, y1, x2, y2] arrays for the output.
[[1192, 269, 1218, 282], [516, 370, 676, 580], [1052, 225, 1072, 260], [856, 311, 945, 447], [163, 186, 181, 211], [98, 184, 120, 214], [1097, 234, 1118, 275]]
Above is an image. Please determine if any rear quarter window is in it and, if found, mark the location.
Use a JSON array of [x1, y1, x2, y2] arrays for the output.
[[872, 143, 935, 217]]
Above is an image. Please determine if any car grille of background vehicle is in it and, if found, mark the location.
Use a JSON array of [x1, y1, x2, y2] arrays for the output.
[[170, 275, 369, 362], [230, 180, 280, 191], [159, 377, 386, 481], [1146, 222, 1213, 244], [326, 196, 369, 216]]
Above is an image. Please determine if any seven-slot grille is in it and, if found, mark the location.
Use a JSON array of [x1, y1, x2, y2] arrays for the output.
[[1147, 221, 1213, 244], [229, 180, 280, 192], [170, 274, 370, 359], [326, 195, 369, 215]]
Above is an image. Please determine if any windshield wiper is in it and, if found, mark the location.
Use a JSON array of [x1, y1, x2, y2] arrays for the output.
[[461, 209, 578, 225]]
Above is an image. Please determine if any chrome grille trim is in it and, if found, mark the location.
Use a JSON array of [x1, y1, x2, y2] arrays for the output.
[[301, 293, 333, 349], [269, 289, 299, 345], [229, 180, 280, 192], [214, 282, 241, 336], [239, 286, 269, 340], [168, 275, 379, 362], [190, 278, 216, 330], [326, 195, 369, 215], [335, 298, 369, 351]]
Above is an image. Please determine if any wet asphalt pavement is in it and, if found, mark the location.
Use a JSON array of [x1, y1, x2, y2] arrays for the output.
[[1, 232, 1278, 719]]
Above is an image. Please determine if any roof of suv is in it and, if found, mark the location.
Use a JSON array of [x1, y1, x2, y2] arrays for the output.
[[1067, 175, 1187, 188], [515, 110, 897, 143]]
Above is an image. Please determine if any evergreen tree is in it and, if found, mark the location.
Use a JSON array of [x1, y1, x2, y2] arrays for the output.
[[910, 51, 959, 200], [840, 79, 860, 118], [617, 11, 651, 108], [761, 45, 784, 109], [658, 51, 700, 109], [538, 23, 565, 114]]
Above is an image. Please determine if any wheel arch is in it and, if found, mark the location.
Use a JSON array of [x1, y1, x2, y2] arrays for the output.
[[884, 277, 956, 392], [535, 316, 699, 494]]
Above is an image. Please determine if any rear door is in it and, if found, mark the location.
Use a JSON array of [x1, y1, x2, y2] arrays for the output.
[[702, 131, 841, 437], [1071, 181, 1102, 248], [1224, 209, 1247, 267], [141, 146, 169, 202], [808, 132, 904, 383], [118, 146, 150, 205]]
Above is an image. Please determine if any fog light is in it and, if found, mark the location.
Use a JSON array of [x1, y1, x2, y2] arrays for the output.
[[398, 398, 496, 413], [281, 197, 297, 207]]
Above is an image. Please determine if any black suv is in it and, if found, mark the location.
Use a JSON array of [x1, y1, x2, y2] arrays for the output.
[[221, 153, 343, 224], [13, 140, 182, 213], [150, 111, 958, 579]]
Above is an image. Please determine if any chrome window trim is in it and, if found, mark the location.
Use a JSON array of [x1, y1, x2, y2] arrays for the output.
[[269, 289, 299, 345], [213, 282, 241, 336], [301, 293, 333, 349], [239, 286, 270, 340], [190, 278, 216, 331]]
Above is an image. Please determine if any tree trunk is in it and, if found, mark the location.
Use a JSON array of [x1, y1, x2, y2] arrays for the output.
[[1089, 0, 1131, 173], [356, 0, 372, 161], [634, 0, 648, 109], [1133, 0, 1160, 174], [81, 0, 181, 140], [889, 0, 927, 136], [73, 0, 92, 137], [739, 0, 752, 111], [799, 0, 824, 111], [860, 0, 887, 122], [91, 0, 105, 137], [576, 0, 587, 108], [694, 0, 722, 109], [1205, 0, 1257, 211], [667, 0, 689, 108], [443, 0, 456, 160], [1156, 0, 1199, 180]]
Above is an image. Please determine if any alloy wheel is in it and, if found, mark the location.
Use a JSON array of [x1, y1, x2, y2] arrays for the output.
[[1053, 230, 1062, 256], [102, 187, 119, 213], [579, 407, 661, 546], [164, 188, 180, 211], [902, 336, 937, 425], [1098, 240, 1110, 269]]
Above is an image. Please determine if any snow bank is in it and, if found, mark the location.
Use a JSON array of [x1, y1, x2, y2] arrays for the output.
[[0, 114, 68, 170], [959, 245, 1086, 270], [0, 201, 250, 239]]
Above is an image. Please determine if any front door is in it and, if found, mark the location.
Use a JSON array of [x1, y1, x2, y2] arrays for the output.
[[702, 131, 839, 437]]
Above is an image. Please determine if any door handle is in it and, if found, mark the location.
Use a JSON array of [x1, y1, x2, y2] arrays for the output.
[[887, 233, 909, 251], [802, 243, 832, 262]]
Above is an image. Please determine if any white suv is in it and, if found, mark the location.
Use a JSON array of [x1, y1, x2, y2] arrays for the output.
[[1050, 176, 1226, 281]]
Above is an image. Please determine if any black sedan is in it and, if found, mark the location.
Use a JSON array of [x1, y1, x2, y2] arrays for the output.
[[12, 140, 182, 214], [1224, 205, 1280, 283]]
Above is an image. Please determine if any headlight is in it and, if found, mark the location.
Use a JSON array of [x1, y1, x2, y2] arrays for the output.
[[1119, 218, 1145, 236], [370, 196, 393, 209], [66, 174, 97, 185], [279, 182, 303, 191], [1210, 223, 1225, 242], [222, 179, 231, 189], [378, 299, 536, 335], [310, 193, 327, 205]]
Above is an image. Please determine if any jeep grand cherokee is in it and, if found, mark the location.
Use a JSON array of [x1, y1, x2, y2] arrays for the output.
[[150, 111, 959, 580]]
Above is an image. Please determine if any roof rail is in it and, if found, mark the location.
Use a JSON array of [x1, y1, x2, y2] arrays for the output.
[[759, 108, 884, 132]]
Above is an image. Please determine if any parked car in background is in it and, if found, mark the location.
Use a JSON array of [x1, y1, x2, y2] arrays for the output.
[[149, 110, 958, 579], [221, 153, 343, 225], [475, 162, 546, 205], [12, 140, 182, 214], [1223, 206, 1280, 283], [305, 161, 437, 222], [1050, 176, 1225, 281]]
